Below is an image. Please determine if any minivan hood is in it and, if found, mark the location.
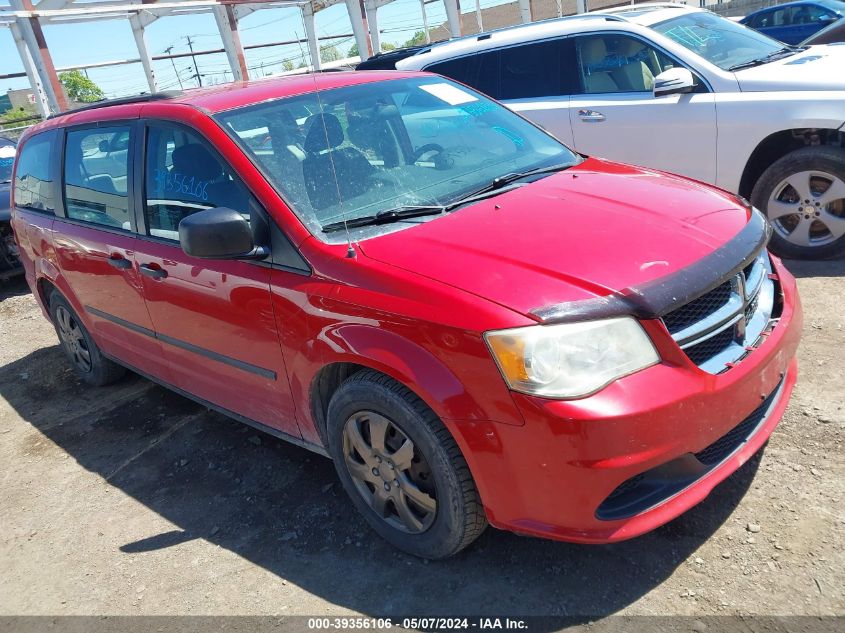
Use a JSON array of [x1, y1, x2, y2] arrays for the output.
[[359, 158, 752, 319], [735, 44, 845, 90]]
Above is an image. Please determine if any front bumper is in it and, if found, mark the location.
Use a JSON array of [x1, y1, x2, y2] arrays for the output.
[[450, 256, 802, 543]]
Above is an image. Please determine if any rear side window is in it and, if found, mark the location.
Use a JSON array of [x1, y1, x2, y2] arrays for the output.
[[14, 131, 55, 214], [426, 38, 576, 100], [144, 124, 252, 241], [64, 126, 132, 230], [426, 50, 499, 97]]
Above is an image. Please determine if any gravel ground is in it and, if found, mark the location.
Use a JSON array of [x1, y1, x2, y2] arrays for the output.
[[0, 259, 842, 619]]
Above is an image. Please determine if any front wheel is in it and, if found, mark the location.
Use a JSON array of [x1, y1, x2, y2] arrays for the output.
[[751, 146, 845, 259], [326, 370, 486, 559]]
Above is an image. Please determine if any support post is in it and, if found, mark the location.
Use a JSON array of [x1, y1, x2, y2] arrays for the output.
[[518, 0, 533, 23], [364, 0, 380, 54], [10, 0, 67, 113], [129, 13, 158, 93], [576, 0, 587, 14], [474, 0, 483, 32], [213, 4, 249, 81], [345, 0, 372, 60], [9, 22, 51, 118], [301, 3, 321, 71], [443, 0, 462, 38], [419, 0, 430, 43]]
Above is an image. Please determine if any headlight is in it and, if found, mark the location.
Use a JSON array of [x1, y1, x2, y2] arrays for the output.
[[484, 317, 659, 399]]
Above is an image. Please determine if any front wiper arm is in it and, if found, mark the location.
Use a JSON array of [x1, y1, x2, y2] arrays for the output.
[[728, 47, 801, 71], [321, 205, 445, 233]]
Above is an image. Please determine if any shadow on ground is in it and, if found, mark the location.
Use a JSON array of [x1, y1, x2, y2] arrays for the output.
[[0, 339, 764, 623]]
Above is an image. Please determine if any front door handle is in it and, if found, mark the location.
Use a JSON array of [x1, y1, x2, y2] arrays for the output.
[[139, 264, 168, 280], [578, 109, 606, 122], [106, 255, 132, 270]]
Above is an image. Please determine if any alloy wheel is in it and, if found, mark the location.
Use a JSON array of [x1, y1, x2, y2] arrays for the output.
[[342, 411, 437, 534], [767, 170, 845, 247], [55, 305, 92, 373]]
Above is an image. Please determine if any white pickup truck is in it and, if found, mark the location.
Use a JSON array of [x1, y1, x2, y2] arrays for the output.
[[397, 3, 845, 259]]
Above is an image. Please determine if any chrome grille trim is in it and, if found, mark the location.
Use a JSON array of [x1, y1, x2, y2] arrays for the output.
[[663, 250, 774, 374]]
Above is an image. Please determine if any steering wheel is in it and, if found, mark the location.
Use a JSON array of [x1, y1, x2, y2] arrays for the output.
[[412, 143, 445, 163]]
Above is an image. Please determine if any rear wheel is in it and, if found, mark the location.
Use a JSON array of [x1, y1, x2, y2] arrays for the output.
[[49, 292, 125, 386], [326, 370, 486, 559], [752, 146, 845, 259]]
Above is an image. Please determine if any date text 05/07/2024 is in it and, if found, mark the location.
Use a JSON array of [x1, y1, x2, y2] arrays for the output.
[[307, 618, 528, 630]]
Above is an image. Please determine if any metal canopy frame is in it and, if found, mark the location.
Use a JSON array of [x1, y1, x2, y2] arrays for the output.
[[0, 0, 545, 117]]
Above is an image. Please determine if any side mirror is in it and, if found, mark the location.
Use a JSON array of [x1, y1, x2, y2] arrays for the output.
[[98, 139, 110, 153], [178, 207, 266, 259], [653, 67, 697, 98]]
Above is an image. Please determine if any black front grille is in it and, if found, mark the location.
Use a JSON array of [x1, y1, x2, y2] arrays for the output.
[[684, 327, 736, 365], [694, 387, 776, 466], [662, 281, 732, 335]]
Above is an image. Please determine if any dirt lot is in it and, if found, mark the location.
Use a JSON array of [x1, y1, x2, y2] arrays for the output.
[[0, 259, 842, 620]]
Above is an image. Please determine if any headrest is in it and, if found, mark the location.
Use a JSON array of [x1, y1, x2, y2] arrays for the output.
[[171, 143, 222, 181], [617, 38, 646, 59], [582, 39, 609, 66], [304, 113, 344, 153]]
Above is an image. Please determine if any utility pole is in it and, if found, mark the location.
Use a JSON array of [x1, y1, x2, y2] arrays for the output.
[[185, 35, 202, 87], [164, 45, 184, 89]]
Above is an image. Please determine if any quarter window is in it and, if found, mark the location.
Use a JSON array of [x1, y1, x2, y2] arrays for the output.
[[575, 35, 677, 94], [64, 126, 132, 229], [144, 125, 252, 241], [14, 132, 55, 214]]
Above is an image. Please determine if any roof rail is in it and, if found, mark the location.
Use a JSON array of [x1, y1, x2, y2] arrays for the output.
[[416, 13, 626, 54], [47, 90, 182, 119], [596, 2, 692, 15]]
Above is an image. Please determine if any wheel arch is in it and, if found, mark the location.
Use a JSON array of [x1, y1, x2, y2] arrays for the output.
[[739, 128, 844, 199]]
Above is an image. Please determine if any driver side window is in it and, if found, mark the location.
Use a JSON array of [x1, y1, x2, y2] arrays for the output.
[[575, 35, 677, 94], [144, 124, 251, 241]]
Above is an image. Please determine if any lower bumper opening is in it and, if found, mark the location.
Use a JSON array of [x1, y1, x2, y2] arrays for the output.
[[595, 378, 785, 522]]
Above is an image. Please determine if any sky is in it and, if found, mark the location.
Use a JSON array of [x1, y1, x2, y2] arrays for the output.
[[0, 0, 512, 100]]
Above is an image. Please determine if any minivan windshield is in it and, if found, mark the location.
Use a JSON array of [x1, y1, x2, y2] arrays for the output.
[[0, 140, 15, 184], [652, 10, 791, 71], [216, 77, 578, 243]]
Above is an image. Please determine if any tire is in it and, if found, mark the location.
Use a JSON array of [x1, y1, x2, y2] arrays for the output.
[[49, 291, 126, 386], [326, 370, 486, 559], [751, 146, 845, 259]]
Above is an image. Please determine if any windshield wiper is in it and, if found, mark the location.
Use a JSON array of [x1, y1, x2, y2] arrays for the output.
[[460, 162, 575, 200], [728, 46, 804, 71], [321, 205, 445, 233]]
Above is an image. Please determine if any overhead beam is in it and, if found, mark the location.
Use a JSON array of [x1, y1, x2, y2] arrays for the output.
[[345, 0, 371, 59], [8, 21, 51, 117], [363, 0, 379, 53], [9, 0, 67, 113], [301, 2, 321, 71], [213, 3, 249, 81], [443, 0, 461, 38], [129, 13, 157, 92], [518, 0, 532, 23]]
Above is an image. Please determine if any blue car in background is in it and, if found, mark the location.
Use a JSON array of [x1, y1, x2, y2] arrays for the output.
[[741, 0, 845, 44]]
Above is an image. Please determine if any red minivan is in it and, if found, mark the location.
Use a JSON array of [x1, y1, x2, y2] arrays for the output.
[[11, 72, 802, 559]]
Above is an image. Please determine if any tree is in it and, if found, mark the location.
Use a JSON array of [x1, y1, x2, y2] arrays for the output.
[[403, 30, 431, 48], [281, 60, 294, 72], [59, 70, 104, 103], [319, 44, 342, 63], [381, 42, 397, 52], [348, 42, 359, 58]]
